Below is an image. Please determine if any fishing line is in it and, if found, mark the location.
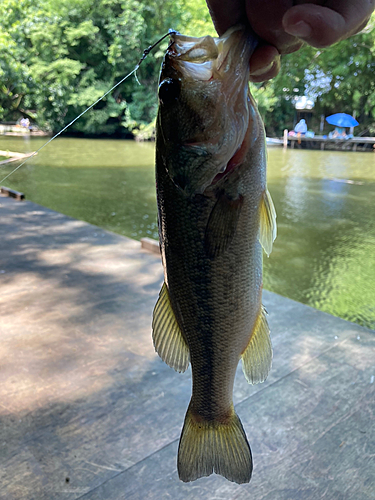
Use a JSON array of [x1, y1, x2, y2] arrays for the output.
[[0, 30, 176, 184]]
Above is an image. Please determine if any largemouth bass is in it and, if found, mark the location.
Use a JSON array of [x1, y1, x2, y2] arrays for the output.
[[152, 25, 277, 484]]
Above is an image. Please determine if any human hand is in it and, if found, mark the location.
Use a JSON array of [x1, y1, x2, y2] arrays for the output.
[[206, 0, 375, 82]]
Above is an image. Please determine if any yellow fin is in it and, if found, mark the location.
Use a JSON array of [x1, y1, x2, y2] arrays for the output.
[[152, 282, 189, 373], [178, 403, 252, 484], [241, 305, 272, 384], [259, 188, 277, 256]]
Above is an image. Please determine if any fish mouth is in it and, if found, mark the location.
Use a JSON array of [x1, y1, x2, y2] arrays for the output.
[[166, 25, 256, 83], [158, 26, 259, 196]]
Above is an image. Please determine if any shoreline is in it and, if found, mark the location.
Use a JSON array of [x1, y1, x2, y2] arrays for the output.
[[0, 149, 37, 166]]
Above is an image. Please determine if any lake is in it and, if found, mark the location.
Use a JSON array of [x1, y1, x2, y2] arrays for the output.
[[1, 135, 374, 330]]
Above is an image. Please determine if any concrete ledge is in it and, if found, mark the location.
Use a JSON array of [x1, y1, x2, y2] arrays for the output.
[[141, 236, 160, 254], [1, 186, 25, 200]]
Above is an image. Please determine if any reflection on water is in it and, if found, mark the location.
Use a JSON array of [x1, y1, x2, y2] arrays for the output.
[[1, 137, 375, 329], [0, 137, 159, 240], [265, 149, 375, 330]]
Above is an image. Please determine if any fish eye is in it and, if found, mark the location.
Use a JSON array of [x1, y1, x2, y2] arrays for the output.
[[158, 78, 181, 105]]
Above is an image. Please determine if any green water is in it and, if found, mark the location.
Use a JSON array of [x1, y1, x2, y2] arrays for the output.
[[1, 135, 374, 329]]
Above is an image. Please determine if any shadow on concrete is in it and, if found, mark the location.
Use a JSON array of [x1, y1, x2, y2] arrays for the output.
[[1, 196, 374, 500]]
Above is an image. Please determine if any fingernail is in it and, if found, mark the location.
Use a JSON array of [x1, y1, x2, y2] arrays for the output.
[[251, 61, 274, 77], [284, 20, 312, 38]]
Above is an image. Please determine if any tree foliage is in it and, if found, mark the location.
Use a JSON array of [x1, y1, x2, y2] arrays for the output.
[[0, 0, 213, 134], [0, 1, 374, 136], [254, 15, 375, 136]]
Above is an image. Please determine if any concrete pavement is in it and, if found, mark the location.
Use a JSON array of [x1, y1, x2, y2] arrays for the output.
[[0, 195, 374, 500]]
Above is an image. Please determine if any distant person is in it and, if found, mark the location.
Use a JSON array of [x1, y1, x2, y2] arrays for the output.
[[329, 127, 350, 139], [294, 119, 307, 134], [333, 127, 346, 138], [206, 0, 375, 81], [20, 118, 30, 129]]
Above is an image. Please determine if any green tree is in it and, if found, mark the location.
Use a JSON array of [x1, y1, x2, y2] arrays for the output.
[[1, 1, 373, 137], [0, 0, 213, 135], [0, 26, 32, 121], [255, 15, 375, 136]]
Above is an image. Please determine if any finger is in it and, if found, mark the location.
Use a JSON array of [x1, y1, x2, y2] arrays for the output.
[[245, 0, 304, 54], [282, 2, 375, 48], [249, 45, 281, 82], [205, 0, 244, 35], [206, 0, 304, 54]]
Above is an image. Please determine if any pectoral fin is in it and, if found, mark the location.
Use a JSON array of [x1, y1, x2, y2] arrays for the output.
[[259, 188, 277, 257], [205, 193, 243, 259], [241, 305, 272, 384], [152, 282, 190, 373]]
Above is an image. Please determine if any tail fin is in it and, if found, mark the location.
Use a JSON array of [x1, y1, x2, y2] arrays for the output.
[[177, 403, 252, 484]]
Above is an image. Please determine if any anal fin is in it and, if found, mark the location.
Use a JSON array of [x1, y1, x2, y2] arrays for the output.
[[259, 188, 277, 256], [241, 305, 272, 384], [152, 282, 190, 373]]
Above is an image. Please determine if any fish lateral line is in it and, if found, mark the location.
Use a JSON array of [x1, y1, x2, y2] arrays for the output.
[[0, 29, 178, 185]]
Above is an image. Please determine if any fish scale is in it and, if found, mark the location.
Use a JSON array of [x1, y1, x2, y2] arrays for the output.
[[152, 25, 277, 484]]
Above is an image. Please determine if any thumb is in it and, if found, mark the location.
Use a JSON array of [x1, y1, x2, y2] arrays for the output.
[[282, 2, 374, 48]]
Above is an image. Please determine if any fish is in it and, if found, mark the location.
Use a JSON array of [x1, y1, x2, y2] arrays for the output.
[[152, 25, 277, 484]]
